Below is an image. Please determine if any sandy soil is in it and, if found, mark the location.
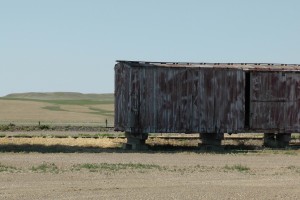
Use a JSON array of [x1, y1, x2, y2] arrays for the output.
[[0, 151, 299, 200]]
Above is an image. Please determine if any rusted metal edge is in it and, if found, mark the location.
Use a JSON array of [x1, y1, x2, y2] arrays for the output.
[[116, 60, 300, 71]]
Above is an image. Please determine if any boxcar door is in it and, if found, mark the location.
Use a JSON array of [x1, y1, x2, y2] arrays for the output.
[[284, 72, 300, 132], [249, 71, 286, 131]]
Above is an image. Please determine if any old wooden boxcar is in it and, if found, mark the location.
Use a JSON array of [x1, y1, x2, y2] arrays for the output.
[[115, 61, 300, 149]]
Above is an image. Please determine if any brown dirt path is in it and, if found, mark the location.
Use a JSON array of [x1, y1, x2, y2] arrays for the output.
[[0, 152, 299, 200]]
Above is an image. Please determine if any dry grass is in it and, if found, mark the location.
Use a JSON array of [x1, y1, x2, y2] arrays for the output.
[[0, 99, 113, 124], [0, 137, 124, 148]]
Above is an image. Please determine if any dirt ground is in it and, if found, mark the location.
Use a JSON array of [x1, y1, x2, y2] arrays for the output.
[[0, 148, 299, 200]]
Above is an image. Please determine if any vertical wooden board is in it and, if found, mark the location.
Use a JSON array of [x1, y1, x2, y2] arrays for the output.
[[271, 72, 286, 101], [191, 68, 201, 132], [147, 67, 157, 132], [155, 68, 161, 132], [162, 68, 172, 132], [251, 72, 268, 101], [115, 63, 132, 131], [286, 72, 300, 101], [145, 67, 155, 132], [186, 68, 194, 132], [229, 69, 245, 132], [114, 63, 123, 130], [172, 69, 181, 132], [223, 70, 234, 132], [213, 69, 226, 132], [272, 102, 285, 130], [180, 68, 188, 132], [229, 70, 236, 132], [166, 68, 175, 132], [236, 70, 245, 131], [139, 67, 147, 132], [199, 68, 215, 133], [155, 68, 166, 132], [128, 67, 141, 132], [124, 65, 130, 130], [293, 73, 300, 101], [140, 67, 147, 132], [284, 101, 300, 131]]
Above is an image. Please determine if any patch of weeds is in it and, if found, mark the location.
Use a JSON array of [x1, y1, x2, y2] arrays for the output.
[[96, 133, 114, 138], [168, 167, 186, 175], [94, 133, 125, 138], [287, 165, 300, 173], [224, 164, 250, 172], [193, 165, 215, 172], [163, 165, 216, 174], [88, 107, 114, 117], [0, 163, 19, 173], [284, 151, 298, 156], [42, 105, 66, 112], [52, 135, 68, 138], [78, 133, 93, 138], [77, 133, 124, 138], [13, 134, 32, 138], [261, 149, 299, 155], [291, 134, 300, 139], [0, 123, 16, 131], [31, 162, 59, 173], [39, 125, 50, 130], [0, 134, 6, 138], [62, 125, 71, 131], [72, 163, 164, 173]]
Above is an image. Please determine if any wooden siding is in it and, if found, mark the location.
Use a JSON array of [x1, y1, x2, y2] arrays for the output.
[[115, 62, 245, 133]]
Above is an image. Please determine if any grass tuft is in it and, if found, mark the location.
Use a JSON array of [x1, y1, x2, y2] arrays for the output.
[[31, 162, 59, 173], [287, 165, 300, 173], [42, 106, 66, 112], [72, 163, 163, 172], [224, 164, 250, 172], [0, 163, 19, 173]]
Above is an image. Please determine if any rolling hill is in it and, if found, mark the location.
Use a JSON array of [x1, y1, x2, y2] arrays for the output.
[[3, 92, 113, 101], [0, 92, 114, 125]]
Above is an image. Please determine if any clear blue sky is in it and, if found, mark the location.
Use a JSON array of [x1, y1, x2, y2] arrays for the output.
[[1, 0, 300, 96]]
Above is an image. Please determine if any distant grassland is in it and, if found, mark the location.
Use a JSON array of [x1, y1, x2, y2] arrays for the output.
[[0, 92, 114, 126]]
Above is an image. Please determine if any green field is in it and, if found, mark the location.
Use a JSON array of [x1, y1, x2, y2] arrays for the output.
[[0, 92, 114, 126]]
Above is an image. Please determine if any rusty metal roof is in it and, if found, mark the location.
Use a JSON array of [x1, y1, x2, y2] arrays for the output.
[[117, 60, 300, 72]]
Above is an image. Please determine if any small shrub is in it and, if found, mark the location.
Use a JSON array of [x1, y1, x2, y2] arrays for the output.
[[31, 163, 59, 173], [39, 125, 50, 130]]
